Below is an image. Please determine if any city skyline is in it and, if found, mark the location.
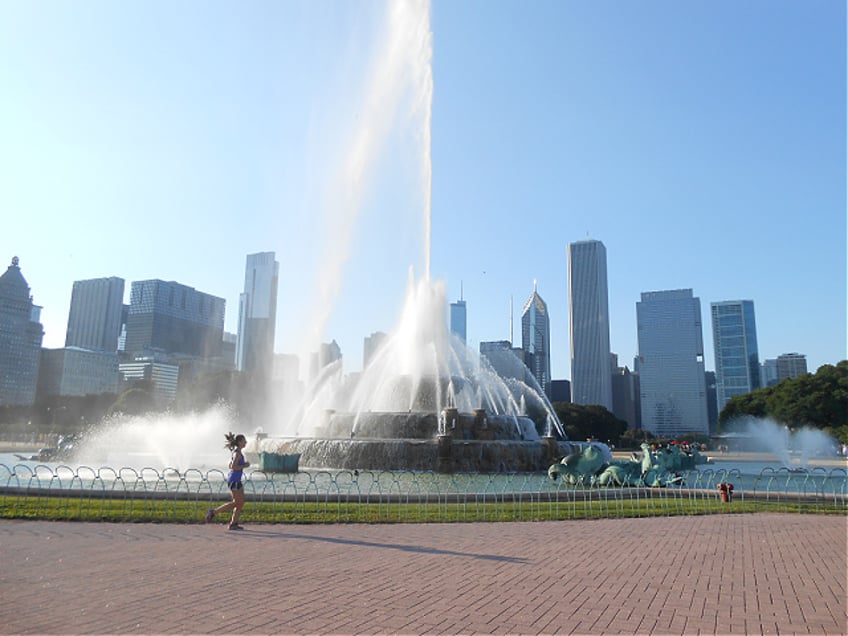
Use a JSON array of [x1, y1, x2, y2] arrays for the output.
[[1, 1, 844, 380]]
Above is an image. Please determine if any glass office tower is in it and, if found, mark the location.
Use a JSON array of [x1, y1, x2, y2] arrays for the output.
[[65, 277, 125, 352], [236, 252, 279, 377], [521, 284, 551, 398], [711, 300, 760, 411], [637, 289, 709, 437], [567, 240, 613, 410]]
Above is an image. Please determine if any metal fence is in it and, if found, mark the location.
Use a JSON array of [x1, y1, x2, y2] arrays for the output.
[[1, 462, 846, 523]]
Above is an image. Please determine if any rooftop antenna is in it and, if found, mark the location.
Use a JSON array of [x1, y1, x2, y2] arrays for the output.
[[460, 280, 464, 302]]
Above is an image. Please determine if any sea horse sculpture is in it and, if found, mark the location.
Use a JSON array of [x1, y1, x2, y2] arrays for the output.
[[548, 442, 705, 487]]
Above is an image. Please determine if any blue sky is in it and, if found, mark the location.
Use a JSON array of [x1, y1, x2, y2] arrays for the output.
[[1, 0, 844, 380]]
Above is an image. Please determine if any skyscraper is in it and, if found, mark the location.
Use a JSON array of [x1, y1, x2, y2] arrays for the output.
[[760, 359, 779, 387], [480, 340, 526, 383], [124, 280, 225, 359], [611, 354, 640, 430], [236, 252, 279, 377], [521, 283, 551, 397], [38, 347, 120, 397], [567, 239, 613, 410], [363, 331, 387, 369], [637, 289, 710, 437], [776, 353, 808, 381], [65, 277, 125, 352], [0, 257, 44, 406], [449, 298, 467, 345], [711, 300, 760, 411]]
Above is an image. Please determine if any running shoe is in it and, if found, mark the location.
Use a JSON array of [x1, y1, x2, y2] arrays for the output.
[[205, 509, 215, 523], [227, 524, 244, 531]]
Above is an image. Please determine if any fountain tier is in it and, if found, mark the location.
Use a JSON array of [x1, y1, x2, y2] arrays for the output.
[[262, 408, 594, 472]]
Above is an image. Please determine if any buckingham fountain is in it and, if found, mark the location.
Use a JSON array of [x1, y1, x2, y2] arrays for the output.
[[258, 277, 604, 472]]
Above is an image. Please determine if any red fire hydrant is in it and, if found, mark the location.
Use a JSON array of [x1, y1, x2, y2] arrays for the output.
[[717, 482, 734, 503]]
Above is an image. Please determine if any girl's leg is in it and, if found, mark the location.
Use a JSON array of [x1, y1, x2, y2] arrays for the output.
[[229, 489, 245, 526], [210, 488, 239, 518], [213, 501, 235, 516]]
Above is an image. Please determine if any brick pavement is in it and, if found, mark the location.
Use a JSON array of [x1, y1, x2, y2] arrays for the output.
[[0, 514, 845, 635]]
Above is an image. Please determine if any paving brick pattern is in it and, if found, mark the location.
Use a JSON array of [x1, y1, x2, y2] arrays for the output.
[[1, 514, 845, 635]]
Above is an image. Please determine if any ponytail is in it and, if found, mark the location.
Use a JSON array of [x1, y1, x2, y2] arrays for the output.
[[224, 432, 245, 451]]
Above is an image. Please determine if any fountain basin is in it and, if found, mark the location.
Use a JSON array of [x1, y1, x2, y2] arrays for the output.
[[262, 435, 594, 473]]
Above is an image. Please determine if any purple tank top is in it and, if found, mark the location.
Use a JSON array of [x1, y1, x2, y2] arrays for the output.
[[228, 450, 246, 482]]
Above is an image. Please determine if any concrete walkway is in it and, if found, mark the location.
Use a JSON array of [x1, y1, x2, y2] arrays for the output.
[[1, 514, 845, 635]]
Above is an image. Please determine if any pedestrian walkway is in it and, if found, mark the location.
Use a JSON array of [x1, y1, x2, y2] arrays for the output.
[[0, 514, 845, 635]]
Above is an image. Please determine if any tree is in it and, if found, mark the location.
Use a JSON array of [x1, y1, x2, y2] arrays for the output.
[[720, 361, 848, 438], [108, 387, 156, 417], [618, 427, 654, 449], [552, 402, 628, 445]]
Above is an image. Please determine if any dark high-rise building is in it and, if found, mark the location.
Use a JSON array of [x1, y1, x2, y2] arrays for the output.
[[65, 277, 125, 352], [611, 354, 640, 430], [124, 280, 225, 359], [236, 252, 279, 377], [521, 283, 551, 398], [0, 257, 44, 405], [705, 371, 718, 433], [550, 379, 571, 403]]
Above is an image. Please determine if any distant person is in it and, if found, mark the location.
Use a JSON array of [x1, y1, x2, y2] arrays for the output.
[[205, 432, 250, 530]]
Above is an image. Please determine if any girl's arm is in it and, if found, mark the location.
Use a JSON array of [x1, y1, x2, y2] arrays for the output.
[[229, 450, 250, 470]]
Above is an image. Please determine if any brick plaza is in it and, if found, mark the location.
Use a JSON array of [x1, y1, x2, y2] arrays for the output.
[[1, 514, 845, 635]]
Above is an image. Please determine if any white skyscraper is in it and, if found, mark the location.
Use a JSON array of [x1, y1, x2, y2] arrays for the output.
[[567, 240, 613, 410], [236, 252, 279, 377], [637, 289, 709, 437]]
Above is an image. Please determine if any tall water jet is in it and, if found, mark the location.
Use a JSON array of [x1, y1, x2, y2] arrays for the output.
[[306, 0, 435, 361], [254, 0, 591, 471]]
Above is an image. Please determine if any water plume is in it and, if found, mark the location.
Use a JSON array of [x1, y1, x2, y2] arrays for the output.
[[729, 416, 838, 467], [70, 404, 239, 470], [308, 0, 434, 357]]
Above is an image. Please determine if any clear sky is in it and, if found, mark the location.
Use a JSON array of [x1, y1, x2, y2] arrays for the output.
[[1, 0, 845, 381]]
